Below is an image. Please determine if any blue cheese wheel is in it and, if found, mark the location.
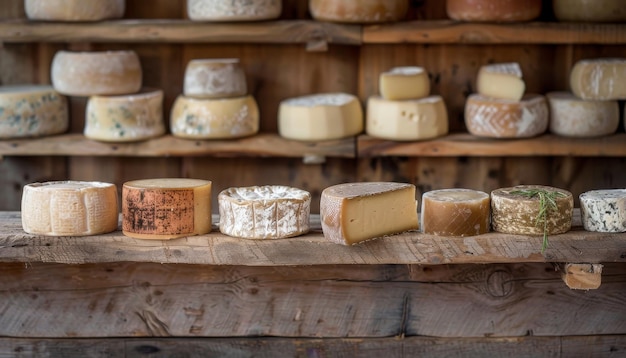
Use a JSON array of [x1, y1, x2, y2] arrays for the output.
[[580, 189, 626, 233]]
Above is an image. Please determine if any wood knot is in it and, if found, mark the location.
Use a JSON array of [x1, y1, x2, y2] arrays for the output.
[[486, 270, 514, 297]]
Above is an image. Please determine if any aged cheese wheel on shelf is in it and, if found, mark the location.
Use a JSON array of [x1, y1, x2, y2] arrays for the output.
[[84, 88, 165, 142], [491, 185, 573, 236], [446, 0, 541, 22], [21, 181, 118, 236], [184, 58, 247, 99], [309, 0, 409, 24], [170, 95, 259, 139], [465, 94, 548, 138], [379, 66, 430, 100], [25, 0, 125, 21], [580, 189, 626, 233], [187, 0, 282, 21], [51, 50, 142, 97], [547, 92, 619, 138], [477, 62, 525, 101], [218, 185, 311, 239], [570, 59, 626, 100], [553, 0, 626, 23], [278, 93, 363, 141], [320, 182, 418, 245], [421, 189, 490, 237], [122, 178, 212, 240], [0, 85, 68, 139], [366, 95, 448, 141]]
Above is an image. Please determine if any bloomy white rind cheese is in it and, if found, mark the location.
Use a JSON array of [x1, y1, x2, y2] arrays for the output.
[[421, 189, 490, 237], [309, 0, 409, 24], [218, 185, 311, 239], [379, 66, 430, 100], [446, 0, 542, 22], [25, 0, 125, 21], [580, 189, 626, 233], [0, 85, 68, 139], [553, 0, 626, 23], [547, 92, 619, 138], [570, 59, 626, 100], [21, 181, 118, 236], [187, 0, 282, 21], [477, 62, 525, 101], [184, 58, 247, 99]]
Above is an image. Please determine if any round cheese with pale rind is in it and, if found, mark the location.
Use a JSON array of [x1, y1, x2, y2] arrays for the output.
[[187, 0, 281, 21], [184, 59, 247, 99], [547, 92, 619, 138], [309, 0, 408, 24], [580, 189, 626, 233], [570, 59, 626, 101], [25, 0, 125, 21]]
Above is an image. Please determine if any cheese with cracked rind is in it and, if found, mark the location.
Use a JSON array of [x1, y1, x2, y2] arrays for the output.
[[570, 59, 626, 100], [553, 0, 626, 22], [21, 181, 118, 236], [219, 185, 311, 239], [580, 189, 626, 233], [547, 92, 619, 138], [446, 0, 541, 22], [25, 0, 125, 21], [421, 189, 490, 237], [477, 62, 525, 101], [379, 66, 430, 100], [187, 0, 281, 21], [309, 0, 409, 24], [184, 58, 247, 99]]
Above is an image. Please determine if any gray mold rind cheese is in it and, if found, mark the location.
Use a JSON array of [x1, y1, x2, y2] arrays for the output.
[[580, 189, 626, 233]]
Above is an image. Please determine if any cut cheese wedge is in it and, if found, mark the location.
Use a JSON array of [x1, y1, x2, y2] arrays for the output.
[[421, 189, 490, 237], [379, 66, 430, 100], [25, 0, 125, 21], [553, 0, 626, 22], [477, 62, 525, 101], [187, 0, 282, 21], [184, 58, 247, 99], [309, 0, 409, 24], [570, 58, 626, 100], [580, 189, 626, 233], [547, 92, 619, 138], [446, 0, 541, 22]]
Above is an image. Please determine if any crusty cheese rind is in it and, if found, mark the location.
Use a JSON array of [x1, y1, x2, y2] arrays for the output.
[[580, 189, 626, 233], [570, 59, 626, 100], [25, 0, 125, 21], [421, 189, 490, 237], [553, 0, 626, 22], [446, 0, 541, 22], [309, 0, 408, 24], [184, 58, 247, 99], [379, 66, 430, 100], [547, 92, 619, 138], [187, 0, 282, 21]]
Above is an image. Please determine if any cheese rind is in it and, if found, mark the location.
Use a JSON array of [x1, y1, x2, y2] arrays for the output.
[[21, 181, 118, 236], [187, 0, 282, 21], [446, 0, 541, 22], [122, 178, 212, 240], [51, 50, 142, 97], [465, 94, 548, 138], [170, 95, 259, 139], [421, 189, 490, 237], [320, 182, 418, 245], [0, 85, 68, 139], [379, 66, 430, 100], [580, 189, 626, 233], [547, 92, 619, 138], [309, 0, 409, 24], [278, 93, 363, 141], [553, 0, 626, 22], [366, 95, 448, 141], [218, 185, 311, 239], [85, 88, 165, 142], [25, 0, 125, 21], [184, 59, 247, 99], [570, 59, 626, 100], [477, 63, 525, 101]]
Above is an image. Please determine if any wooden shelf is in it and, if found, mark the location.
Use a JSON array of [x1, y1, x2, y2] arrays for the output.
[[1, 210, 624, 266], [0, 133, 355, 158], [358, 133, 626, 157]]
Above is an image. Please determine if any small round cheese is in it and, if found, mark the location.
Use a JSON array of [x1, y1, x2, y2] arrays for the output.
[[547, 92, 619, 138], [187, 0, 282, 21], [553, 0, 626, 23], [570, 58, 626, 101], [184, 59, 247, 99], [122, 178, 212, 240], [446, 0, 542, 22], [421, 189, 490, 237], [21, 181, 118, 236], [219, 185, 311, 239], [51, 50, 142, 97], [309, 0, 409, 24], [580, 189, 626, 233], [0, 85, 68, 139], [170, 95, 259, 139], [25, 0, 125, 21], [379, 66, 430, 101]]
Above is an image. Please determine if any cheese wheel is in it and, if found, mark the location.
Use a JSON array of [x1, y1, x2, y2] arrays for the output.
[[85, 88, 165, 142], [477, 62, 525, 101], [122, 178, 212, 240], [25, 0, 125, 21], [218, 185, 311, 239], [51, 50, 142, 97], [553, 0, 626, 23], [570, 59, 626, 100], [278, 93, 363, 141], [491, 185, 573, 236], [421, 189, 490, 237], [379, 67, 430, 100], [580, 189, 626, 233], [366, 95, 448, 141], [547, 92, 619, 138], [465, 94, 548, 138], [0, 85, 68, 139], [309, 0, 409, 24], [446, 0, 541, 22], [187, 0, 282, 21], [21, 181, 118, 236], [320, 182, 418, 245], [184, 59, 247, 99], [170, 95, 259, 139]]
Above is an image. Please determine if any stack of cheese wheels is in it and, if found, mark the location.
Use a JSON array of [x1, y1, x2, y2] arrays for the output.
[[421, 189, 490, 237], [187, 0, 282, 21], [218, 185, 311, 239], [579, 189, 626, 233], [446, 0, 541, 22], [367, 66, 449, 141], [21, 181, 118, 236], [25, 0, 125, 21], [309, 0, 409, 24], [553, 0, 626, 23], [171, 58, 259, 139], [465, 62, 548, 138]]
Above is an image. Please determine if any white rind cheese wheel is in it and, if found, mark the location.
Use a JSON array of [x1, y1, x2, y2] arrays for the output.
[[580, 189, 626, 233], [553, 0, 626, 23], [122, 178, 212, 240], [477, 62, 525, 101], [170, 95, 259, 139], [218, 185, 311, 239], [491, 185, 573, 236], [446, 0, 541, 22], [187, 0, 282, 21], [547, 92, 619, 138], [278, 93, 363, 141], [366, 95, 448, 141], [379, 66, 430, 100], [465, 94, 548, 138], [21, 181, 118, 236], [51, 50, 142, 97], [320, 182, 418, 245], [570, 59, 626, 100], [25, 0, 125, 21], [421, 189, 490, 237], [184, 59, 247, 99], [309, 0, 409, 24], [0, 85, 68, 139], [85, 88, 165, 142]]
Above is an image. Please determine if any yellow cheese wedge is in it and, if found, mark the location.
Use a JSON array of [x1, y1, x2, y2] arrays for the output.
[[570, 58, 626, 100], [477, 62, 525, 101], [187, 0, 282, 21], [184, 58, 247, 99], [379, 66, 430, 100], [547, 92, 619, 138], [25, 0, 125, 21], [421, 189, 490, 237]]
